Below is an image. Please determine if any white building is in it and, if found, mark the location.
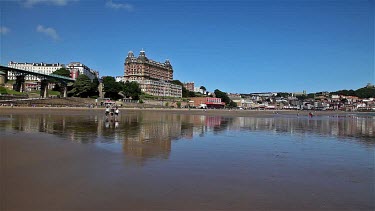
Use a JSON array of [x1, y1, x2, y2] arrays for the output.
[[7, 61, 65, 81], [115, 76, 125, 83], [194, 86, 207, 94], [66, 62, 97, 81], [140, 79, 181, 98]]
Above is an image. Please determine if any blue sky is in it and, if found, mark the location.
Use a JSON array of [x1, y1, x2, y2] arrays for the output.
[[0, 0, 374, 93]]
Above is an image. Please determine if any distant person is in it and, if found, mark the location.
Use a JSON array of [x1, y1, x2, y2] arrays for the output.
[[110, 106, 115, 118], [105, 106, 110, 117], [115, 106, 120, 117], [308, 112, 313, 118]]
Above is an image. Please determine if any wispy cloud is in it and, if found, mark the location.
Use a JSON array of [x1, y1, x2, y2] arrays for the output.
[[106, 0, 133, 11], [23, 0, 78, 8], [0, 27, 10, 35], [36, 25, 59, 40]]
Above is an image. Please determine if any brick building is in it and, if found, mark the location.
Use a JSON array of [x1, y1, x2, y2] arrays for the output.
[[184, 82, 194, 92], [124, 50, 182, 98]]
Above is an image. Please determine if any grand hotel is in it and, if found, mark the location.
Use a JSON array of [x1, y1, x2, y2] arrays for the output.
[[123, 50, 182, 98]]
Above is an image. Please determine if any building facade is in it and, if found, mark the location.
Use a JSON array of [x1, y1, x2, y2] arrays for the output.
[[66, 62, 97, 81], [7, 61, 65, 81], [184, 82, 194, 92], [124, 50, 181, 98], [189, 97, 225, 108]]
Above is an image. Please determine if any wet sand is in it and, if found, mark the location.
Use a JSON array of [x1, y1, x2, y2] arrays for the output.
[[2, 132, 373, 210], [1, 108, 374, 210], [0, 106, 363, 118]]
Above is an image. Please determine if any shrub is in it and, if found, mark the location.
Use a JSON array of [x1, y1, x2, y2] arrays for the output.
[[0, 87, 7, 94]]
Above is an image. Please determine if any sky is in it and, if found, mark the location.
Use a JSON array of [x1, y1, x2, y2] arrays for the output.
[[0, 0, 374, 94]]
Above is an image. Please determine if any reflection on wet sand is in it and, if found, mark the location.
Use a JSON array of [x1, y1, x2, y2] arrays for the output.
[[1, 112, 374, 158], [1, 111, 374, 210]]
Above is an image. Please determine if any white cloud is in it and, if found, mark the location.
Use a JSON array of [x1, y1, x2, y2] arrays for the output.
[[36, 25, 59, 40], [0, 27, 10, 35], [106, 0, 133, 11], [23, 0, 77, 7]]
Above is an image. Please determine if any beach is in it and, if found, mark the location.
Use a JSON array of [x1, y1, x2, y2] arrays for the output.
[[1, 107, 374, 210], [0, 106, 363, 117]]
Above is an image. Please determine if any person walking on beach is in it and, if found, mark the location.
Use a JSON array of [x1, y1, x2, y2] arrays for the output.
[[105, 105, 110, 118], [115, 106, 119, 115], [114, 106, 120, 120]]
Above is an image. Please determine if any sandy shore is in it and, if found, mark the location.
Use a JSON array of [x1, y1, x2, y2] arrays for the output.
[[1, 107, 374, 210], [0, 106, 367, 117]]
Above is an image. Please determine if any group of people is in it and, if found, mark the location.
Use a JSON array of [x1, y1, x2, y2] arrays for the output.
[[105, 105, 120, 120]]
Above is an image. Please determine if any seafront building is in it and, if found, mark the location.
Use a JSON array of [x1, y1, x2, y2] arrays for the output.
[[66, 62, 98, 81], [123, 50, 182, 98], [7, 61, 99, 82], [189, 97, 225, 108], [7, 61, 65, 81]]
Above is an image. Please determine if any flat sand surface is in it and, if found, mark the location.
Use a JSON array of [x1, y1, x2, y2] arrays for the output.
[[1, 108, 373, 210], [0, 106, 362, 117]]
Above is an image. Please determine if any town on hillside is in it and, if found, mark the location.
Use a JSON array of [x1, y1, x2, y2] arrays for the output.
[[0, 50, 374, 111]]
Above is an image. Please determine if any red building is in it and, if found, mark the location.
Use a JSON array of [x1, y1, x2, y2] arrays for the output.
[[184, 82, 194, 92], [70, 69, 80, 80], [189, 97, 225, 108]]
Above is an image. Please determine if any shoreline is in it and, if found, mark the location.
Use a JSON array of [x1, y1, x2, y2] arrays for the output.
[[0, 106, 372, 117]]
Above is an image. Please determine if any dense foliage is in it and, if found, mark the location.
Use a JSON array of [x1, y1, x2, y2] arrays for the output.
[[120, 81, 142, 100], [330, 86, 375, 98], [102, 76, 122, 99], [354, 87, 375, 98], [214, 89, 237, 107], [214, 89, 230, 104], [51, 68, 74, 95], [52, 68, 71, 77], [69, 75, 97, 97], [102, 77, 142, 100], [0, 86, 7, 94], [276, 92, 289, 98], [200, 86, 206, 93]]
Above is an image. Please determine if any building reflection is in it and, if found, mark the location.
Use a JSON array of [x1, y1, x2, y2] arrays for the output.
[[1, 112, 374, 163]]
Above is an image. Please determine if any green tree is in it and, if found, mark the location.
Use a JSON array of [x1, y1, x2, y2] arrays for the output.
[[52, 68, 71, 77], [176, 101, 181, 108], [189, 91, 196, 97], [0, 87, 7, 95], [200, 86, 207, 94], [102, 76, 122, 100], [330, 89, 356, 96], [296, 95, 307, 101], [277, 92, 289, 98], [171, 80, 183, 86], [229, 100, 237, 108], [51, 68, 71, 95], [121, 81, 142, 100], [90, 77, 99, 97], [355, 87, 375, 98], [69, 74, 92, 97], [306, 93, 315, 99], [214, 89, 231, 105]]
